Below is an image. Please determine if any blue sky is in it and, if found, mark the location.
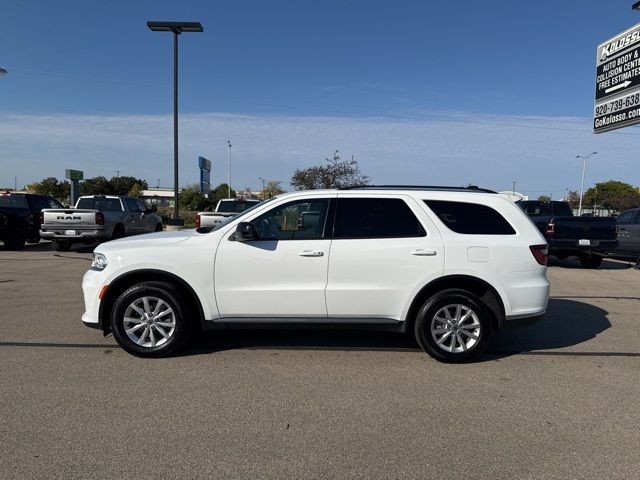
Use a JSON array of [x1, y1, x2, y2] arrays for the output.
[[1, 0, 640, 197]]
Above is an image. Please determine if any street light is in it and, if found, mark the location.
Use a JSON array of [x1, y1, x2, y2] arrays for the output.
[[576, 152, 597, 216], [633, 1, 640, 10], [147, 21, 203, 225], [227, 140, 232, 198]]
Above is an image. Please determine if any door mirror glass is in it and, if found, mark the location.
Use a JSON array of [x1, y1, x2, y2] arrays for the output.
[[235, 222, 258, 242]]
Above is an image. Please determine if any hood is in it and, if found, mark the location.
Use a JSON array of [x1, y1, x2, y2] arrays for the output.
[[96, 230, 195, 252]]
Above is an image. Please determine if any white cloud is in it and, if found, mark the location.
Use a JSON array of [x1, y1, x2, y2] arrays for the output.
[[0, 111, 638, 198]]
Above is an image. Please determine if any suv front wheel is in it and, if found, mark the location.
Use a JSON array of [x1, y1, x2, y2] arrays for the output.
[[414, 289, 491, 363], [111, 281, 191, 357]]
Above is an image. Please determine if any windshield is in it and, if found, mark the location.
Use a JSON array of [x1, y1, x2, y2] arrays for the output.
[[198, 197, 277, 233], [217, 199, 260, 213], [76, 197, 122, 211]]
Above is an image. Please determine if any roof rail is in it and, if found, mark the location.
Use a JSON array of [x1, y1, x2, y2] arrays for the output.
[[338, 185, 498, 193]]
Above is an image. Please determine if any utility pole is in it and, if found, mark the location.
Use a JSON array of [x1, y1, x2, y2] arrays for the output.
[[157, 178, 160, 188], [512, 181, 516, 194], [14, 177, 18, 192], [116, 170, 120, 177], [227, 140, 232, 198]]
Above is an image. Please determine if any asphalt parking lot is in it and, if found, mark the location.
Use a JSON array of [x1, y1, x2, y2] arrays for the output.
[[1, 241, 639, 479]]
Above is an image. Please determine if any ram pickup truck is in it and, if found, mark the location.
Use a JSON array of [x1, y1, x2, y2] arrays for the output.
[[196, 198, 261, 229], [0, 192, 64, 250], [517, 200, 617, 268], [40, 195, 163, 251]]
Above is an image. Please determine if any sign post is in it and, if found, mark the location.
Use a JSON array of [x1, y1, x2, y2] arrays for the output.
[[594, 22, 640, 133], [65, 169, 84, 206]]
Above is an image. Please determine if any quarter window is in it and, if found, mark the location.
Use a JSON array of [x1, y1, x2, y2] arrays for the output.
[[424, 200, 516, 235], [251, 199, 329, 240], [333, 198, 426, 239]]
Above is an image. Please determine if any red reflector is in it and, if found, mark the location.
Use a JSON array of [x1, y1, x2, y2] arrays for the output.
[[98, 285, 109, 300], [530, 244, 548, 266], [195, 213, 201, 229], [95, 212, 105, 225]]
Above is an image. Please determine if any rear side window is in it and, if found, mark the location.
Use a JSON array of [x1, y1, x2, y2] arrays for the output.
[[0, 194, 28, 208], [424, 200, 516, 235], [334, 198, 426, 239]]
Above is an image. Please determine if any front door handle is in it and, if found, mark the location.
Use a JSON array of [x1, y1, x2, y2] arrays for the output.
[[411, 249, 437, 256], [298, 250, 324, 257]]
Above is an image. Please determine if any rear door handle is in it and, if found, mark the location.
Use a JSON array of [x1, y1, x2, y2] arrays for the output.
[[411, 249, 437, 256], [297, 250, 324, 257]]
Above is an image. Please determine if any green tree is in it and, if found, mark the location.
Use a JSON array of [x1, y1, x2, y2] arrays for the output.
[[80, 176, 113, 195], [128, 182, 144, 198], [179, 184, 211, 211], [583, 180, 640, 211], [210, 183, 236, 205], [28, 177, 70, 202], [110, 176, 148, 195], [291, 150, 370, 190], [537, 195, 551, 202]]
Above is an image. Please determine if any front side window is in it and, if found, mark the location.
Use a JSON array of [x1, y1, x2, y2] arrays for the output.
[[616, 210, 637, 224], [251, 199, 329, 240], [425, 200, 516, 235], [333, 197, 426, 239]]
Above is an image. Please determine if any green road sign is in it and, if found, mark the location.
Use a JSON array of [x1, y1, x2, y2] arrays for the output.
[[65, 169, 84, 181]]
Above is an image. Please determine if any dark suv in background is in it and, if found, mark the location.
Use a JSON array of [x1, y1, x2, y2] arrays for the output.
[[0, 192, 64, 250]]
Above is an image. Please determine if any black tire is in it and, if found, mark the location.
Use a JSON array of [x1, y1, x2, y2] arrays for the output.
[[4, 228, 26, 250], [111, 224, 125, 240], [414, 289, 492, 363], [110, 281, 192, 357], [155, 223, 163, 232], [52, 239, 71, 251], [578, 253, 603, 268]]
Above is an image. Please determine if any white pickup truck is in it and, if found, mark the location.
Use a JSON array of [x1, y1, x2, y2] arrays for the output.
[[196, 198, 261, 229], [40, 195, 163, 251]]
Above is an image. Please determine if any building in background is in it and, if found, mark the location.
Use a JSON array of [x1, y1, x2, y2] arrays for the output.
[[140, 187, 181, 207]]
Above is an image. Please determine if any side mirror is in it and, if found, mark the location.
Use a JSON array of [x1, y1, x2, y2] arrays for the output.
[[235, 222, 258, 242]]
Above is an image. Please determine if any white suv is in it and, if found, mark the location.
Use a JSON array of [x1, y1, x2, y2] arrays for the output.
[[82, 186, 550, 362]]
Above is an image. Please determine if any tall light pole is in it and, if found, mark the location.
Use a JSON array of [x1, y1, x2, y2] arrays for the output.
[[227, 140, 232, 198], [576, 152, 597, 216], [14, 177, 18, 192], [147, 21, 203, 225]]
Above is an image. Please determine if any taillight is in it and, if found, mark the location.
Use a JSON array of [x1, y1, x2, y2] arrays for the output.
[[95, 212, 105, 225], [40, 212, 44, 224], [530, 244, 548, 266], [545, 220, 555, 236], [195, 213, 201, 229]]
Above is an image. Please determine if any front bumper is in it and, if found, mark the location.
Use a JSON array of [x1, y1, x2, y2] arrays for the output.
[[81, 268, 108, 330]]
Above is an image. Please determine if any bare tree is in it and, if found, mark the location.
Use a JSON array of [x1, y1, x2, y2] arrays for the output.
[[291, 151, 370, 190]]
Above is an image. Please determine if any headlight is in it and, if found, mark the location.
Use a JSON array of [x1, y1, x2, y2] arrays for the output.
[[91, 252, 108, 271]]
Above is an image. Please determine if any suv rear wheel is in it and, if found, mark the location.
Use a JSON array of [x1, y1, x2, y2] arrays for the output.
[[578, 252, 603, 268], [414, 289, 491, 363], [110, 281, 191, 357]]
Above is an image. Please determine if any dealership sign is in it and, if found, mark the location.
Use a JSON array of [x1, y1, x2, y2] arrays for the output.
[[594, 22, 640, 133]]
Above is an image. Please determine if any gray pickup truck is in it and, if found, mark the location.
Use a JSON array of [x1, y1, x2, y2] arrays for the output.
[[40, 195, 163, 251]]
